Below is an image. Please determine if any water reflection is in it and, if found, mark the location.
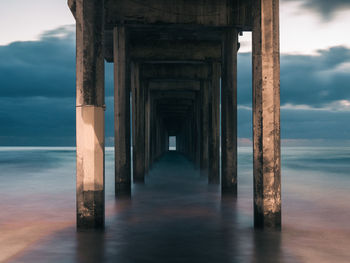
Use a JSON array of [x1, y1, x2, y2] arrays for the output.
[[251, 230, 283, 263], [14, 152, 244, 262], [76, 231, 106, 263], [6, 148, 350, 262], [73, 153, 286, 263]]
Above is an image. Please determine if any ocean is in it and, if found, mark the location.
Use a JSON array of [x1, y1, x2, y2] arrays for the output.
[[0, 146, 349, 262]]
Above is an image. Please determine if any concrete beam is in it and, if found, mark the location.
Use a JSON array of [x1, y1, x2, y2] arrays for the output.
[[131, 40, 221, 61], [149, 80, 200, 91], [105, 39, 221, 62], [157, 105, 192, 110], [141, 64, 210, 80], [157, 102, 194, 107], [140, 60, 210, 64], [104, 0, 253, 28]]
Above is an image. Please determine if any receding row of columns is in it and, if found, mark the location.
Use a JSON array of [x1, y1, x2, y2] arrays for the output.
[[74, 0, 281, 230]]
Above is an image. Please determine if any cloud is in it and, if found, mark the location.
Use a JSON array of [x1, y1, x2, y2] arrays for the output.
[[283, 0, 350, 20], [0, 25, 114, 98], [238, 46, 350, 109], [2, 26, 349, 110], [281, 47, 350, 108], [0, 26, 75, 98], [1, 26, 350, 145]]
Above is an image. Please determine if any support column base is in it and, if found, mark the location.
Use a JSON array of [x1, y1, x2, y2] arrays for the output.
[[133, 177, 145, 184], [254, 211, 281, 230], [200, 169, 208, 178], [115, 183, 131, 198], [208, 177, 220, 185], [221, 186, 237, 197], [77, 190, 104, 229]]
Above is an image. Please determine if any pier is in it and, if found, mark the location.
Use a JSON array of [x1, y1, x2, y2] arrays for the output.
[[68, 0, 281, 230]]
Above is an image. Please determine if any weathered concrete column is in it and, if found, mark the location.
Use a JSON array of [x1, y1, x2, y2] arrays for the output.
[[132, 63, 145, 183], [200, 80, 209, 177], [145, 83, 151, 173], [195, 93, 201, 168], [75, 0, 105, 229], [208, 62, 221, 184], [154, 112, 160, 160], [221, 28, 238, 196], [188, 111, 194, 161], [252, 0, 281, 229], [150, 96, 157, 166], [114, 25, 131, 196]]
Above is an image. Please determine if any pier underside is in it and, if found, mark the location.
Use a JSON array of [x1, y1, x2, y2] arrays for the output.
[[69, 0, 281, 230]]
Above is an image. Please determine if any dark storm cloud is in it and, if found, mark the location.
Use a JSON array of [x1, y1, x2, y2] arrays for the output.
[[0, 26, 76, 98], [238, 46, 350, 108], [1, 26, 350, 144], [283, 0, 350, 19], [0, 25, 114, 98], [281, 47, 350, 107], [1, 26, 349, 108]]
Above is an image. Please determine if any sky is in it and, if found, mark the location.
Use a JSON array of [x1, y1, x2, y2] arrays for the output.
[[0, 0, 350, 146]]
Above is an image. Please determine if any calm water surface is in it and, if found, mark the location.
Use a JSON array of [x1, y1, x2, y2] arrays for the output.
[[1, 147, 350, 263]]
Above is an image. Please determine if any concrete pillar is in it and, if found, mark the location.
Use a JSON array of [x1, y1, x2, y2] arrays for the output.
[[252, 0, 281, 229], [208, 62, 221, 184], [221, 28, 238, 196], [195, 93, 201, 168], [176, 134, 180, 152], [188, 114, 194, 161], [149, 94, 154, 167], [184, 118, 188, 157], [163, 122, 168, 154], [200, 80, 209, 177], [145, 83, 150, 173], [151, 98, 157, 166], [132, 63, 145, 183], [114, 25, 131, 196], [154, 112, 160, 160], [75, 0, 105, 229]]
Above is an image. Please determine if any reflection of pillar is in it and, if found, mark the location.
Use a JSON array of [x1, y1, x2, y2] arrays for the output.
[[76, 231, 106, 262], [114, 25, 131, 196], [132, 63, 145, 183], [221, 28, 238, 196], [208, 63, 220, 184], [252, 0, 281, 229], [76, 0, 105, 229], [200, 80, 209, 177]]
